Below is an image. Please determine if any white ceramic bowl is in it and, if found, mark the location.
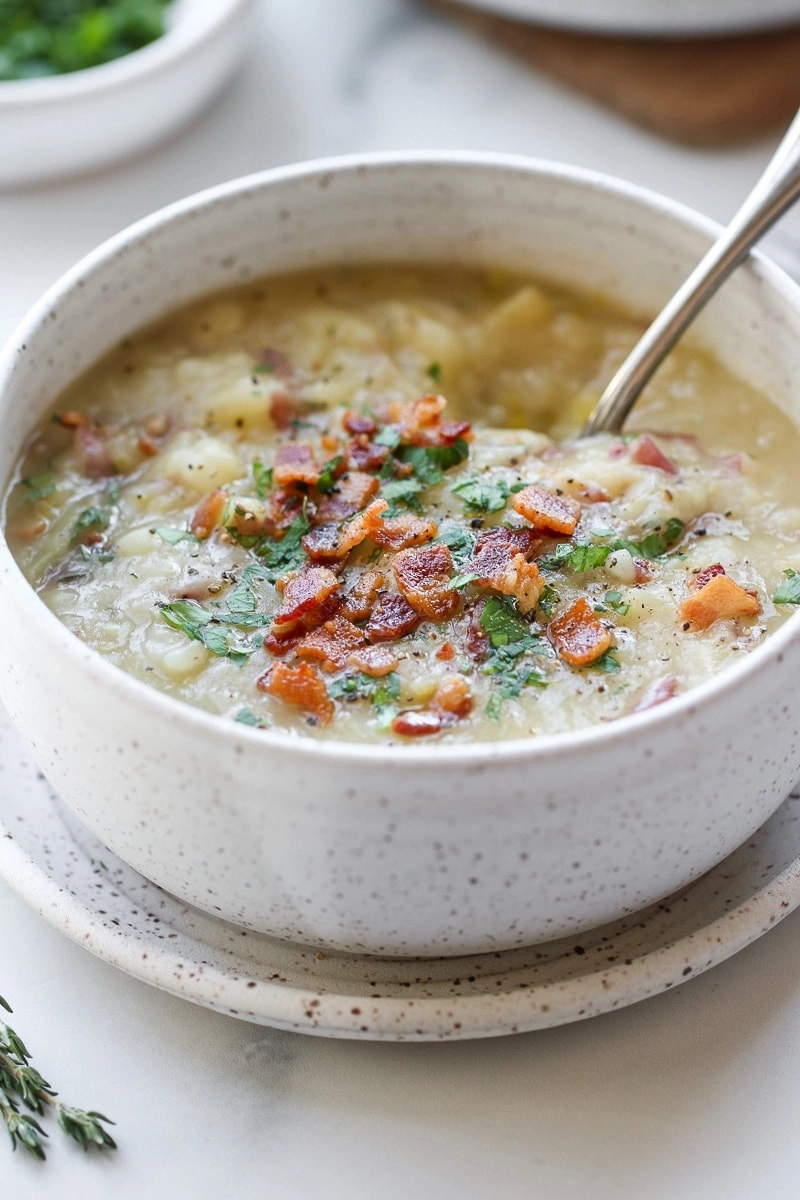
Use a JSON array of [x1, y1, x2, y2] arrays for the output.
[[452, 0, 800, 33], [0, 0, 255, 188], [1, 153, 800, 958]]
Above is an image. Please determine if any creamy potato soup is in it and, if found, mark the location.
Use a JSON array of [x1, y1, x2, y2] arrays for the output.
[[5, 266, 800, 743]]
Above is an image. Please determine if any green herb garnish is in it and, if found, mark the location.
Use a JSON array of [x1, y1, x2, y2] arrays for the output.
[[539, 519, 685, 572], [774, 569, 800, 605], [71, 506, 110, 541], [328, 671, 401, 726], [395, 439, 469, 486], [228, 505, 310, 582], [22, 472, 55, 501], [380, 477, 426, 515], [252, 460, 273, 499], [451, 475, 512, 514], [592, 650, 622, 674], [426, 362, 442, 384], [436, 522, 477, 567], [316, 455, 344, 494], [235, 709, 268, 728], [604, 590, 630, 615], [153, 526, 197, 546], [479, 595, 532, 648]]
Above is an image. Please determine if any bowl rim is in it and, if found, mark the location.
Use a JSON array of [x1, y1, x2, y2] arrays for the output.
[[2, 148, 800, 768], [0, 0, 252, 106]]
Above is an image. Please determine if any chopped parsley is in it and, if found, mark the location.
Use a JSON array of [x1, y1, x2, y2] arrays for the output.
[[451, 476, 512, 514], [435, 521, 477, 566], [426, 362, 442, 385], [592, 650, 622, 674], [235, 708, 269, 728], [154, 526, 197, 546], [227, 505, 310, 582], [604, 590, 630, 615], [479, 595, 532, 648], [328, 671, 401, 726], [774, 569, 800, 605], [395, 439, 469, 486], [252, 460, 273, 499], [71, 505, 111, 541], [159, 599, 252, 664], [380, 477, 426, 515], [22, 472, 55, 501], [538, 584, 560, 619], [539, 519, 685, 572], [316, 455, 344, 494]]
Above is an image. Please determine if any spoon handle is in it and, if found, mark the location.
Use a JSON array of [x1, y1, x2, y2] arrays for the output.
[[582, 106, 800, 437]]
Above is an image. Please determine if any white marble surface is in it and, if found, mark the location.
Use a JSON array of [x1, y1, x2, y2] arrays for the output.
[[3, 1, 800, 1195]]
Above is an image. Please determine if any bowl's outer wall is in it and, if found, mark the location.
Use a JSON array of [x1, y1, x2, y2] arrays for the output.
[[1, 158, 800, 955]]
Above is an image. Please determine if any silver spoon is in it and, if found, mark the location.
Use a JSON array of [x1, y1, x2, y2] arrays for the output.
[[582, 106, 800, 437]]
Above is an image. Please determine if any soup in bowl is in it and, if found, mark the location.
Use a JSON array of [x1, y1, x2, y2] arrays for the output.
[[0, 154, 799, 955]]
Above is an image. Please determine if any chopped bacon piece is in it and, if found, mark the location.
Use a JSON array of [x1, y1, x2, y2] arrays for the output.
[[370, 513, 438, 551], [465, 601, 489, 662], [270, 392, 302, 431], [387, 394, 472, 448], [272, 567, 340, 628], [633, 675, 678, 713], [56, 410, 92, 429], [190, 490, 227, 540], [548, 597, 614, 667], [316, 471, 378, 523], [393, 544, 460, 621], [296, 615, 367, 672], [433, 675, 472, 718], [678, 574, 760, 631], [137, 434, 159, 457], [263, 628, 305, 657], [391, 710, 448, 738], [346, 644, 398, 676], [690, 562, 726, 591], [257, 661, 334, 725], [302, 498, 388, 562], [274, 442, 319, 488], [633, 558, 655, 585], [467, 527, 543, 614], [343, 411, 377, 437], [365, 592, 421, 642], [339, 570, 385, 621], [76, 426, 113, 478], [346, 436, 390, 473], [513, 484, 580, 536], [435, 641, 455, 661], [631, 435, 678, 475]]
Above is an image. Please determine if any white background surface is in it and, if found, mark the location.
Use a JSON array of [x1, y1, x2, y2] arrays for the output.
[[3, 1, 800, 1195]]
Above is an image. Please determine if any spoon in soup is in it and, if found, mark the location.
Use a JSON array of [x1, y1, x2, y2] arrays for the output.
[[582, 106, 800, 437]]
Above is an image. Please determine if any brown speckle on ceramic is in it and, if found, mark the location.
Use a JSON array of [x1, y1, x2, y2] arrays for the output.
[[1, 710, 799, 1042]]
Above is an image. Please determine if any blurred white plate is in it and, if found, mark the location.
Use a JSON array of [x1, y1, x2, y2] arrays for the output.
[[0, 0, 255, 188], [453, 0, 800, 34], [2, 708, 800, 1041]]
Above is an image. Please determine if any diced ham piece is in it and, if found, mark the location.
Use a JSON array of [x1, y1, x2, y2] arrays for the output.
[[633, 675, 678, 713], [370, 513, 438, 551], [257, 661, 334, 726], [393, 544, 460, 621], [346, 645, 398, 676], [631, 435, 678, 475], [364, 592, 421, 642], [339, 570, 385, 622], [272, 567, 340, 629], [315, 471, 379, 523], [190, 489, 227, 540], [513, 484, 580, 536], [296, 615, 367, 672], [548, 597, 614, 667], [273, 442, 319, 488], [678, 574, 760, 630], [302, 498, 389, 562]]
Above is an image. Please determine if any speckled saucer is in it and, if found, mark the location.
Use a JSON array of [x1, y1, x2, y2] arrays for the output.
[[2, 711, 800, 1041]]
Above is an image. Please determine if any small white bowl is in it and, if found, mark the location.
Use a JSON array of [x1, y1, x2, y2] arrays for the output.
[[0, 0, 255, 188], [453, 0, 800, 34], [1, 153, 800, 957]]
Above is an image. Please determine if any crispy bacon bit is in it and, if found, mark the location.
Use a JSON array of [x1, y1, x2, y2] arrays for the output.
[[548, 597, 614, 667], [296, 615, 367, 672], [302, 498, 388, 562], [190, 489, 228, 540], [513, 484, 580, 536], [339, 570, 385, 621], [435, 641, 455, 661], [387, 394, 472, 448], [633, 675, 678, 713], [465, 601, 489, 662], [315, 471, 378, 523], [633, 558, 655, 585], [631, 435, 678, 475], [263, 628, 305, 657], [391, 710, 448, 738], [370, 513, 438, 551], [365, 592, 421, 642], [272, 566, 340, 628], [346, 436, 389, 473], [346, 644, 398, 676], [343, 411, 377, 437], [270, 392, 302, 431], [467, 527, 543, 614], [433, 675, 472, 718], [690, 562, 727, 590], [76, 426, 113, 478], [393, 544, 460, 621], [678, 574, 760, 631], [137, 434, 159, 457], [274, 442, 319, 488], [56, 410, 92, 429], [257, 661, 334, 725]]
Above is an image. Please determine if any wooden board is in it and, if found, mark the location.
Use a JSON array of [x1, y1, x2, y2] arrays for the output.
[[432, 2, 800, 145]]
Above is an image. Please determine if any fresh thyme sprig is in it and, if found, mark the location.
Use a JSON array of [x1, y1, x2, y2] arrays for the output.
[[0, 994, 116, 1161]]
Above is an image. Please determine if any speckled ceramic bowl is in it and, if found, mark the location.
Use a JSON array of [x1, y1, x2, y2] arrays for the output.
[[1, 153, 799, 958]]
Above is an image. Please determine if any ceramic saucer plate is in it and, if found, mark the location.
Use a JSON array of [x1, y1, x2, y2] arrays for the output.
[[1, 710, 800, 1042], [451, 0, 800, 33]]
